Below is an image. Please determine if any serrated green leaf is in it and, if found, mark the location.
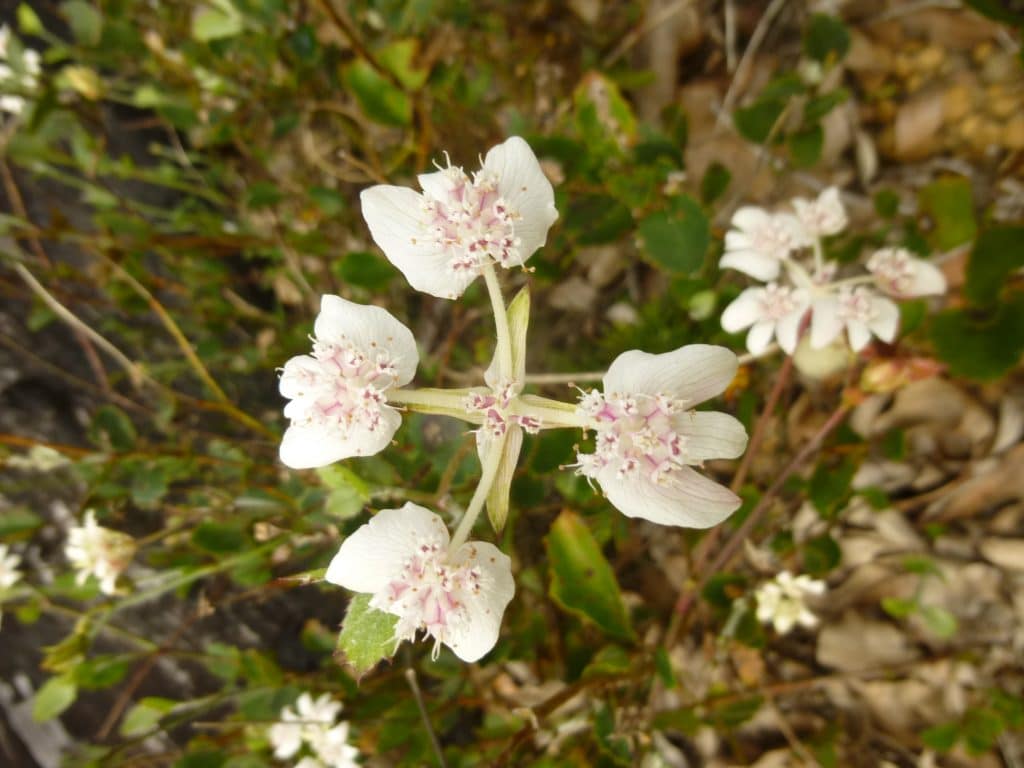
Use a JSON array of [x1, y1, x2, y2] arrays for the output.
[[32, 675, 77, 722], [546, 510, 635, 641], [336, 593, 398, 679]]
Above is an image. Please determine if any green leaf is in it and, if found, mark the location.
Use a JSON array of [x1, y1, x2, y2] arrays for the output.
[[377, 39, 429, 90], [191, 521, 247, 553], [61, 1, 102, 45], [804, 88, 849, 123], [804, 14, 851, 63], [316, 465, 369, 521], [545, 510, 635, 641], [919, 604, 958, 639], [32, 675, 77, 722], [803, 534, 842, 575], [921, 721, 960, 752], [334, 251, 394, 291], [191, 1, 243, 42], [335, 593, 398, 679], [638, 195, 709, 274], [344, 59, 411, 127], [707, 695, 763, 729], [89, 405, 137, 451], [0, 507, 43, 536], [964, 707, 1004, 755], [700, 162, 731, 205], [594, 703, 632, 765], [73, 655, 130, 689], [964, 225, 1024, 305], [564, 194, 633, 244], [120, 697, 177, 737], [808, 456, 856, 518], [930, 297, 1024, 379], [788, 124, 823, 167], [17, 4, 45, 35], [308, 186, 346, 217], [919, 177, 977, 251], [581, 644, 632, 679], [881, 596, 917, 618], [734, 98, 786, 144]]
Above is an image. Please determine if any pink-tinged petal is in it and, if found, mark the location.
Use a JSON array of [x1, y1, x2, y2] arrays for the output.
[[483, 136, 558, 263], [676, 411, 748, 461], [278, 355, 319, 400], [603, 345, 738, 405], [279, 408, 401, 468], [846, 319, 872, 352], [416, 169, 452, 200], [869, 296, 900, 343], [325, 503, 449, 594], [361, 185, 472, 299], [597, 466, 742, 528], [775, 308, 805, 354], [444, 541, 515, 662], [720, 249, 781, 281], [746, 320, 776, 355], [906, 259, 947, 297], [721, 288, 764, 332], [810, 296, 843, 349], [315, 295, 419, 386]]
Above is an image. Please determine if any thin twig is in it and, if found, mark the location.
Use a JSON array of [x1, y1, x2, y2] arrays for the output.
[[718, 0, 790, 126], [405, 665, 448, 768], [602, 0, 693, 68]]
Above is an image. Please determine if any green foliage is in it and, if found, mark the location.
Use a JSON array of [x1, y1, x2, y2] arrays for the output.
[[32, 675, 77, 722], [930, 295, 1024, 379], [804, 14, 851, 63], [335, 593, 399, 679], [638, 195, 709, 274], [918, 177, 977, 251]]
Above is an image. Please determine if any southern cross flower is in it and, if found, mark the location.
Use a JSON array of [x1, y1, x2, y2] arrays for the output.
[[867, 247, 947, 298], [720, 283, 809, 355], [792, 186, 848, 239], [268, 692, 359, 768], [279, 295, 418, 469], [811, 286, 900, 352], [360, 136, 558, 299], [573, 345, 748, 528], [326, 502, 515, 662], [65, 511, 135, 595], [754, 571, 826, 634], [721, 207, 808, 282]]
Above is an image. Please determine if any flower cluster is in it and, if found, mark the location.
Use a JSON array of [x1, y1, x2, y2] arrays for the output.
[[720, 187, 946, 356], [65, 511, 136, 595], [754, 571, 827, 635], [267, 692, 359, 768], [0, 25, 40, 116], [279, 137, 749, 664]]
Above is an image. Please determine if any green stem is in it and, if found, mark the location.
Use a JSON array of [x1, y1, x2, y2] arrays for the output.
[[448, 431, 508, 552], [387, 387, 482, 422], [483, 265, 513, 381]]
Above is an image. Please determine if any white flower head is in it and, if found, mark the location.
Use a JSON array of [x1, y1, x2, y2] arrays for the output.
[[720, 283, 810, 355], [792, 186, 848, 239], [65, 511, 135, 595], [754, 570, 826, 634], [326, 503, 515, 662], [810, 286, 900, 352], [360, 136, 558, 299], [866, 247, 947, 298], [722, 207, 809, 282], [268, 693, 359, 768], [279, 295, 418, 469], [0, 25, 41, 116], [0, 543, 23, 590], [573, 345, 748, 528]]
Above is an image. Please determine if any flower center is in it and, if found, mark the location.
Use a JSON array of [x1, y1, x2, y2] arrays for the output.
[[759, 283, 803, 320], [371, 537, 484, 658], [420, 165, 522, 276], [280, 336, 400, 439], [836, 287, 876, 323], [867, 249, 915, 294], [574, 391, 692, 486], [465, 380, 541, 442]]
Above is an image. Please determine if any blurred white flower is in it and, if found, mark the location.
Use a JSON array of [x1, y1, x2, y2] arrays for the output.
[[0, 544, 22, 590], [754, 571, 826, 634], [792, 186, 848, 239], [326, 502, 515, 662], [811, 286, 900, 352], [268, 693, 359, 768], [5, 444, 71, 472], [65, 511, 135, 595], [573, 345, 748, 528], [720, 283, 809, 355], [721, 207, 808, 281], [0, 25, 41, 115], [867, 247, 947, 298], [361, 136, 558, 298], [279, 295, 418, 469]]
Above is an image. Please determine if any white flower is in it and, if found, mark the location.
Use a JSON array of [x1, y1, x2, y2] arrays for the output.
[[360, 136, 558, 299], [310, 722, 360, 768], [754, 571, 826, 634], [866, 247, 947, 298], [65, 511, 135, 595], [721, 207, 808, 282], [326, 502, 515, 662], [810, 286, 900, 352], [0, 544, 23, 590], [792, 186, 848, 239], [5, 445, 71, 472], [0, 26, 41, 116], [279, 295, 418, 469], [573, 345, 748, 528], [268, 693, 359, 768], [720, 283, 809, 355]]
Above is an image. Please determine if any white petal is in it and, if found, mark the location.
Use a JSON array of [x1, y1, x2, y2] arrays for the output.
[[416, 169, 452, 200], [746, 320, 776, 355], [361, 185, 474, 299], [315, 295, 419, 386], [325, 503, 450, 594], [603, 345, 738, 405], [279, 408, 401, 468], [483, 136, 558, 263], [775, 309, 805, 354], [278, 355, 319, 400], [906, 259, 947, 297], [869, 296, 900, 343], [720, 249, 781, 281], [444, 541, 515, 662], [597, 466, 742, 528], [720, 288, 764, 333], [810, 296, 843, 349], [730, 206, 771, 233], [677, 410, 748, 461], [846, 319, 872, 352]]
